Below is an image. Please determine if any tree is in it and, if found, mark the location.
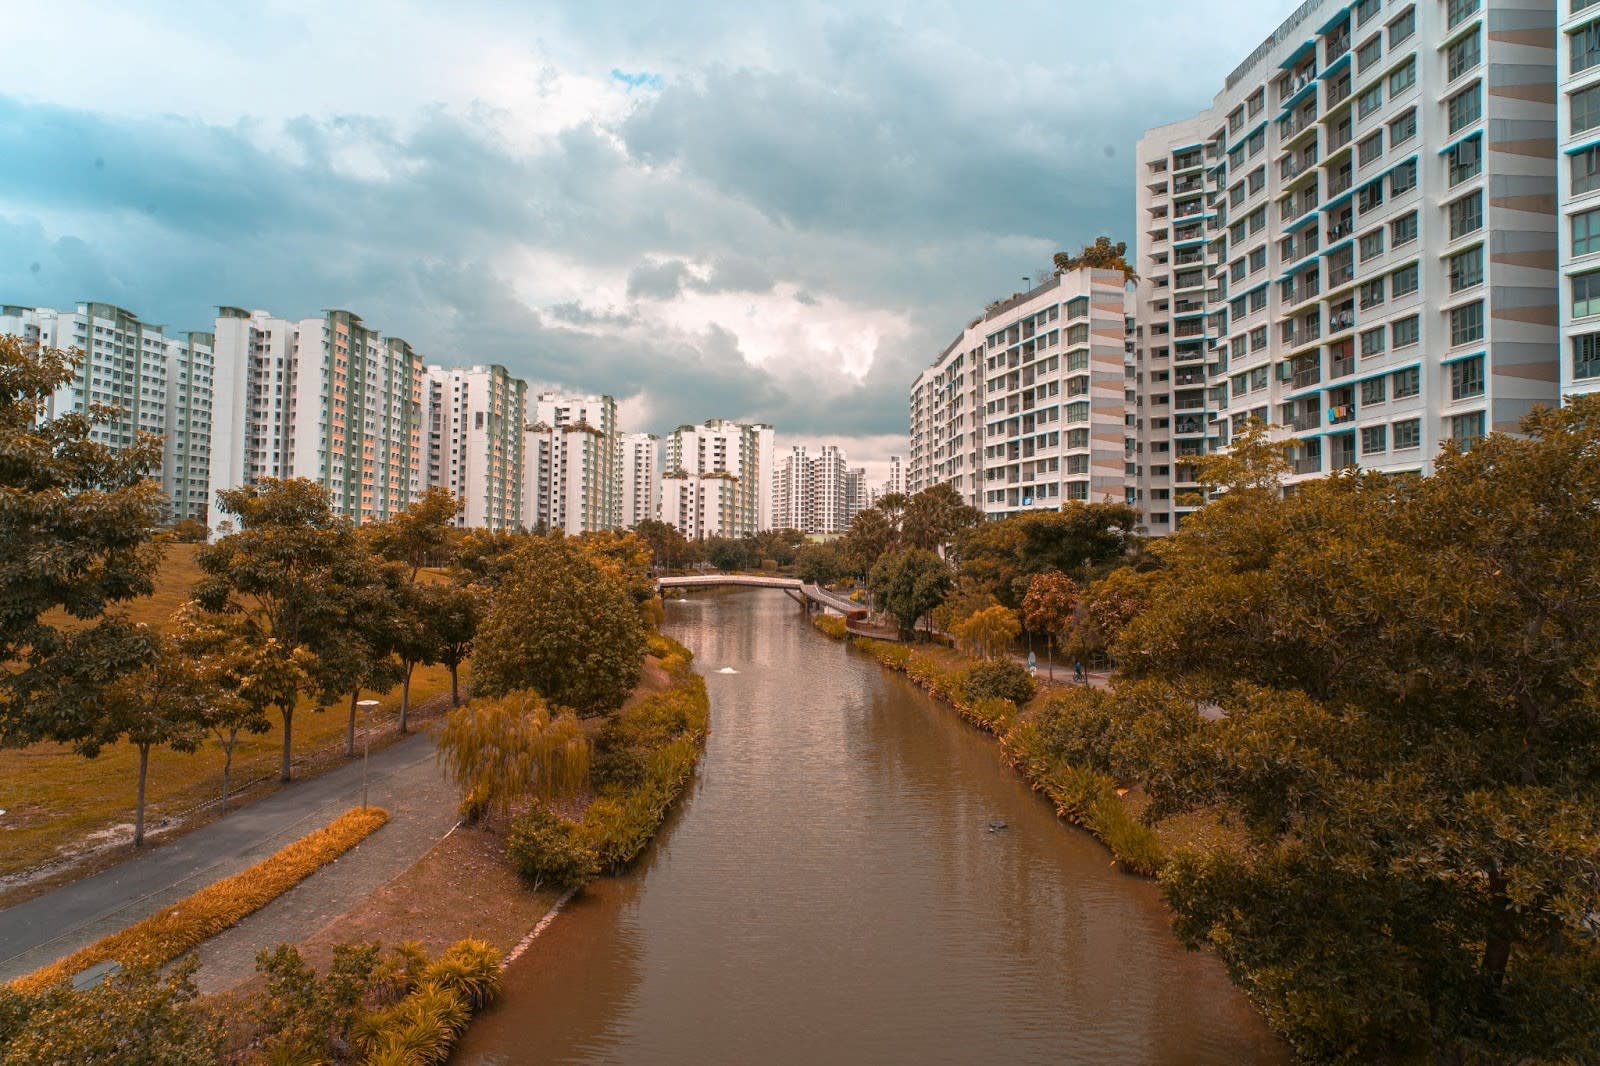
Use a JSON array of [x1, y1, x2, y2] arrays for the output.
[[436, 691, 590, 823], [840, 507, 898, 578], [473, 536, 647, 715], [867, 549, 952, 639], [425, 581, 480, 708], [580, 530, 659, 610], [930, 575, 1001, 637], [193, 479, 367, 783], [753, 528, 804, 567], [632, 519, 690, 573], [952, 604, 1019, 660], [366, 486, 459, 580], [1065, 565, 1160, 663], [958, 503, 1140, 607], [901, 483, 981, 556], [703, 536, 749, 573], [1053, 236, 1137, 282], [97, 634, 210, 847], [0, 335, 165, 752], [1022, 571, 1079, 678], [793, 543, 843, 586], [1115, 398, 1600, 1062]]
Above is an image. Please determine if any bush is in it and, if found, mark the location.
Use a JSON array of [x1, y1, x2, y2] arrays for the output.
[[960, 660, 1036, 706], [966, 697, 1017, 734], [811, 614, 848, 640], [9, 807, 388, 996], [506, 806, 600, 893], [421, 939, 501, 1012], [1023, 687, 1138, 777]]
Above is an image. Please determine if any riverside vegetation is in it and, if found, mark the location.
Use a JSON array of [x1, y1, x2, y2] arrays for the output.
[[809, 404, 1600, 1065]]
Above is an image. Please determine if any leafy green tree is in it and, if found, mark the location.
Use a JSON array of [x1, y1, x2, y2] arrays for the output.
[[1065, 565, 1160, 663], [793, 543, 843, 586], [580, 530, 659, 610], [840, 506, 898, 578], [1117, 398, 1600, 1063], [958, 503, 1139, 607], [0, 335, 165, 752], [1022, 571, 1079, 678], [425, 581, 480, 708], [703, 536, 749, 573], [952, 604, 1019, 660], [632, 518, 690, 572], [0, 956, 224, 1066], [193, 478, 368, 782], [473, 536, 647, 715], [901, 483, 981, 555], [868, 549, 952, 639], [366, 486, 459, 580], [1053, 236, 1137, 281], [753, 528, 805, 567]]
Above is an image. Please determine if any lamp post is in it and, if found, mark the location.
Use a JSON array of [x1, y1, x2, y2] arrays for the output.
[[356, 699, 381, 810]]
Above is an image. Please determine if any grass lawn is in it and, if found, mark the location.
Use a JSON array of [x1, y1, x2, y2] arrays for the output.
[[0, 543, 466, 887]]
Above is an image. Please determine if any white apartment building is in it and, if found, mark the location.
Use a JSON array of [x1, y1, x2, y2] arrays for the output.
[[1, 302, 214, 523], [845, 466, 868, 520], [1560, 1, 1600, 400], [209, 308, 423, 525], [621, 432, 660, 528], [660, 419, 775, 539], [523, 392, 621, 534], [908, 268, 1131, 517], [771, 443, 857, 534], [1132, 0, 1558, 532], [423, 365, 527, 531]]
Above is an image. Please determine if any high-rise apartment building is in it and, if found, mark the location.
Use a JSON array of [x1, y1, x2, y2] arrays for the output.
[[1560, 1, 1600, 401], [845, 466, 869, 522], [908, 268, 1131, 517], [771, 443, 856, 534], [423, 365, 527, 531], [523, 392, 621, 534], [660, 419, 775, 539], [1131, 0, 1558, 532], [621, 432, 660, 528], [209, 308, 424, 525], [1, 302, 215, 522], [883, 454, 905, 499]]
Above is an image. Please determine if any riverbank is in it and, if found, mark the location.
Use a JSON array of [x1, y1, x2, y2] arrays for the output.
[[810, 613, 1233, 876]]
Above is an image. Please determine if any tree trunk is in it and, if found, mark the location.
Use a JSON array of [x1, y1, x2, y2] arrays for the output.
[[1483, 870, 1513, 985], [400, 663, 414, 733], [346, 690, 359, 758], [221, 730, 237, 808], [279, 705, 294, 783], [134, 743, 150, 848], [450, 662, 461, 707]]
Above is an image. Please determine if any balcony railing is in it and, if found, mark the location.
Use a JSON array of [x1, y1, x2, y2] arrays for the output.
[[1329, 308, 1356, 332], [1329, 262, 1355, 286], [1329, 404, 1356, 425], [1330, 355, 1355, 379], [1293, 457, 1323, 474], [1293, 366, 1322, 389]]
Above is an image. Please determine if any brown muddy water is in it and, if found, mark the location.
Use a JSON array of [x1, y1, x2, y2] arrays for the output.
[[452, 588, 1285, 1065]]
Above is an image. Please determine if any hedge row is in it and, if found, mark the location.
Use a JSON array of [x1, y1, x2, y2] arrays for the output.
[[10, 806, 389, 996], [810, 615, 1165, 875]]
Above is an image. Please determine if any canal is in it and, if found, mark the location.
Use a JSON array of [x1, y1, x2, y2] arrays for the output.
[[452, 588, 1285, 1064]]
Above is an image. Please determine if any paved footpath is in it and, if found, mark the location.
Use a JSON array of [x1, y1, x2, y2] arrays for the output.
[[0, 729, 460, 989]]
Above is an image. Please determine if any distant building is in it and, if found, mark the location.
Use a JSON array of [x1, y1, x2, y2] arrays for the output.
[[423, 365, 527, 532], [771, 443, 857, 534], [621, 432, 660, 527], [524, 392, 621, 534], [660, 418, 775, 538]]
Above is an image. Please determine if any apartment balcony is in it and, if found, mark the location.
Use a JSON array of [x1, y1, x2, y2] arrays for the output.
[[1328, 403, 1356, 425], [1293, 456, 1323, 475], [1328, 119, 1354, 152], [1173, 176, 1205, 195], [1327, 168, 1354, 197], [1173, 417, 1207, 435], [1325, 74, 1352, 108], [1326, 216, 1353, 242], [1325, 33, 1350, 63], [1293, 365, 1322, 390], [1330, 353, 1355, 379], [1174, 249, 1205, 266], [1328, 305, 1356, 334], [1328, 261, 1355, 287]]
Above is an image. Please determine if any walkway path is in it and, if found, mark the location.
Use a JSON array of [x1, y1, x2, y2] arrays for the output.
[[0, 729, 460, 989]]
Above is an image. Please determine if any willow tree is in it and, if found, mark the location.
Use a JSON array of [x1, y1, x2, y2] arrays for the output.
[[436, 692, 590, 823]]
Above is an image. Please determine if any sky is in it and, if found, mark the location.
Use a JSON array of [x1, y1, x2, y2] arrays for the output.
[[0, 0, 1292, 485]]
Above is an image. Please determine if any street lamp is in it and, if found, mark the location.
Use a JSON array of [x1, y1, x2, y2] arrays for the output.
[[356, 699, 381, 810]]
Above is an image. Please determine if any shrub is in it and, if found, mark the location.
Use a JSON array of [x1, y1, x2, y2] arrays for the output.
[[960, 660, 1035, 706], [8, 807, 388, 997], [420, 940, 501, 1012], [506, 806, 600, 893], [1023, 687, 1138, 777], [811, 614, 848, 640], [966, 697, 1017, 734]]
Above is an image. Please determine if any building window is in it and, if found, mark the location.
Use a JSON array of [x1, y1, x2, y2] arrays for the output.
[[1362, 375, 1388, 404], [1249, 89, 1265, 117], [1250, 326, 1269, 351], [1358, 84, 1384, 119], [1574, 146, 1600, 196], [1357, 35, 1383, 72], [1361, 326, 1387, 356], [1389, 7, 1416, 44], [1393, 365, 1420, 398], [1450, 411, 1486, 449], [1449, 137, 1482, 186], [1449, 191, 1484, 239], [1573, 332, 1600, 378], [1358, 179, 1385, 213], [1447, 83, 1481, 133], [1447, 0, 1480, 29], [1574, 85, 1600, 136], [1574, 206, 1600, 257], [1390, 211, 1418, 246], [1447, 28, 1481, 81], [1231, 259, 1246, 282], [1391, 160, 1418, 195], [1360, 228, 1386, 261], [1360, 278, 1386, 309], [1393, 315, 1421, 348], [1450, 245, 1484, 292], [1250, 286, 1268, 312], [1249, 167, 1266, 193], [1361, 425, 1388, 454], [1450, 301, 1485, 346], [1387, 110, 1417, 150], [1248, 128, 1266, 157], [1391, 262, 1420, 296], [1394, 417, 1422, 449], [1574, 269, 1600, 317], [1574, 20, 1600, 74], [1249, 246, 1267, 272], [1389, 57, 1417, 96], [1359, 132, 1384, 166]]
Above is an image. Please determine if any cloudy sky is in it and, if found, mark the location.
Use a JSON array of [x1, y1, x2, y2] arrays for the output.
[[0, 0, 1290, 481]]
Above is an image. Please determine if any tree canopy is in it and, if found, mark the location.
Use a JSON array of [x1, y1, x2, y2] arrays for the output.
[[1053, 236, 1136, 282], [868, 548, 952, 639]]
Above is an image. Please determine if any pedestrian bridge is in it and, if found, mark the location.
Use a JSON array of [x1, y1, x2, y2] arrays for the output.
[[658, 574, 867, 618]]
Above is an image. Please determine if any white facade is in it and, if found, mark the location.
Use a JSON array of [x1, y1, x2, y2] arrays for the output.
[[621, 432, 660, 528], [660, 419, 775, 539], [1560, 2, 1600, 400], [0, 302, 214, 523], [909, 268, 1131, 518], [771, 443, 857, 534], [523, 392, 621, 534], [423, 365, 527, 531], [1132, 0, 1558, 532]]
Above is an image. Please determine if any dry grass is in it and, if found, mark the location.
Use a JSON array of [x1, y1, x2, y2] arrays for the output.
[[8, 806, 389, 996], [0, 546, 462, 887]]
